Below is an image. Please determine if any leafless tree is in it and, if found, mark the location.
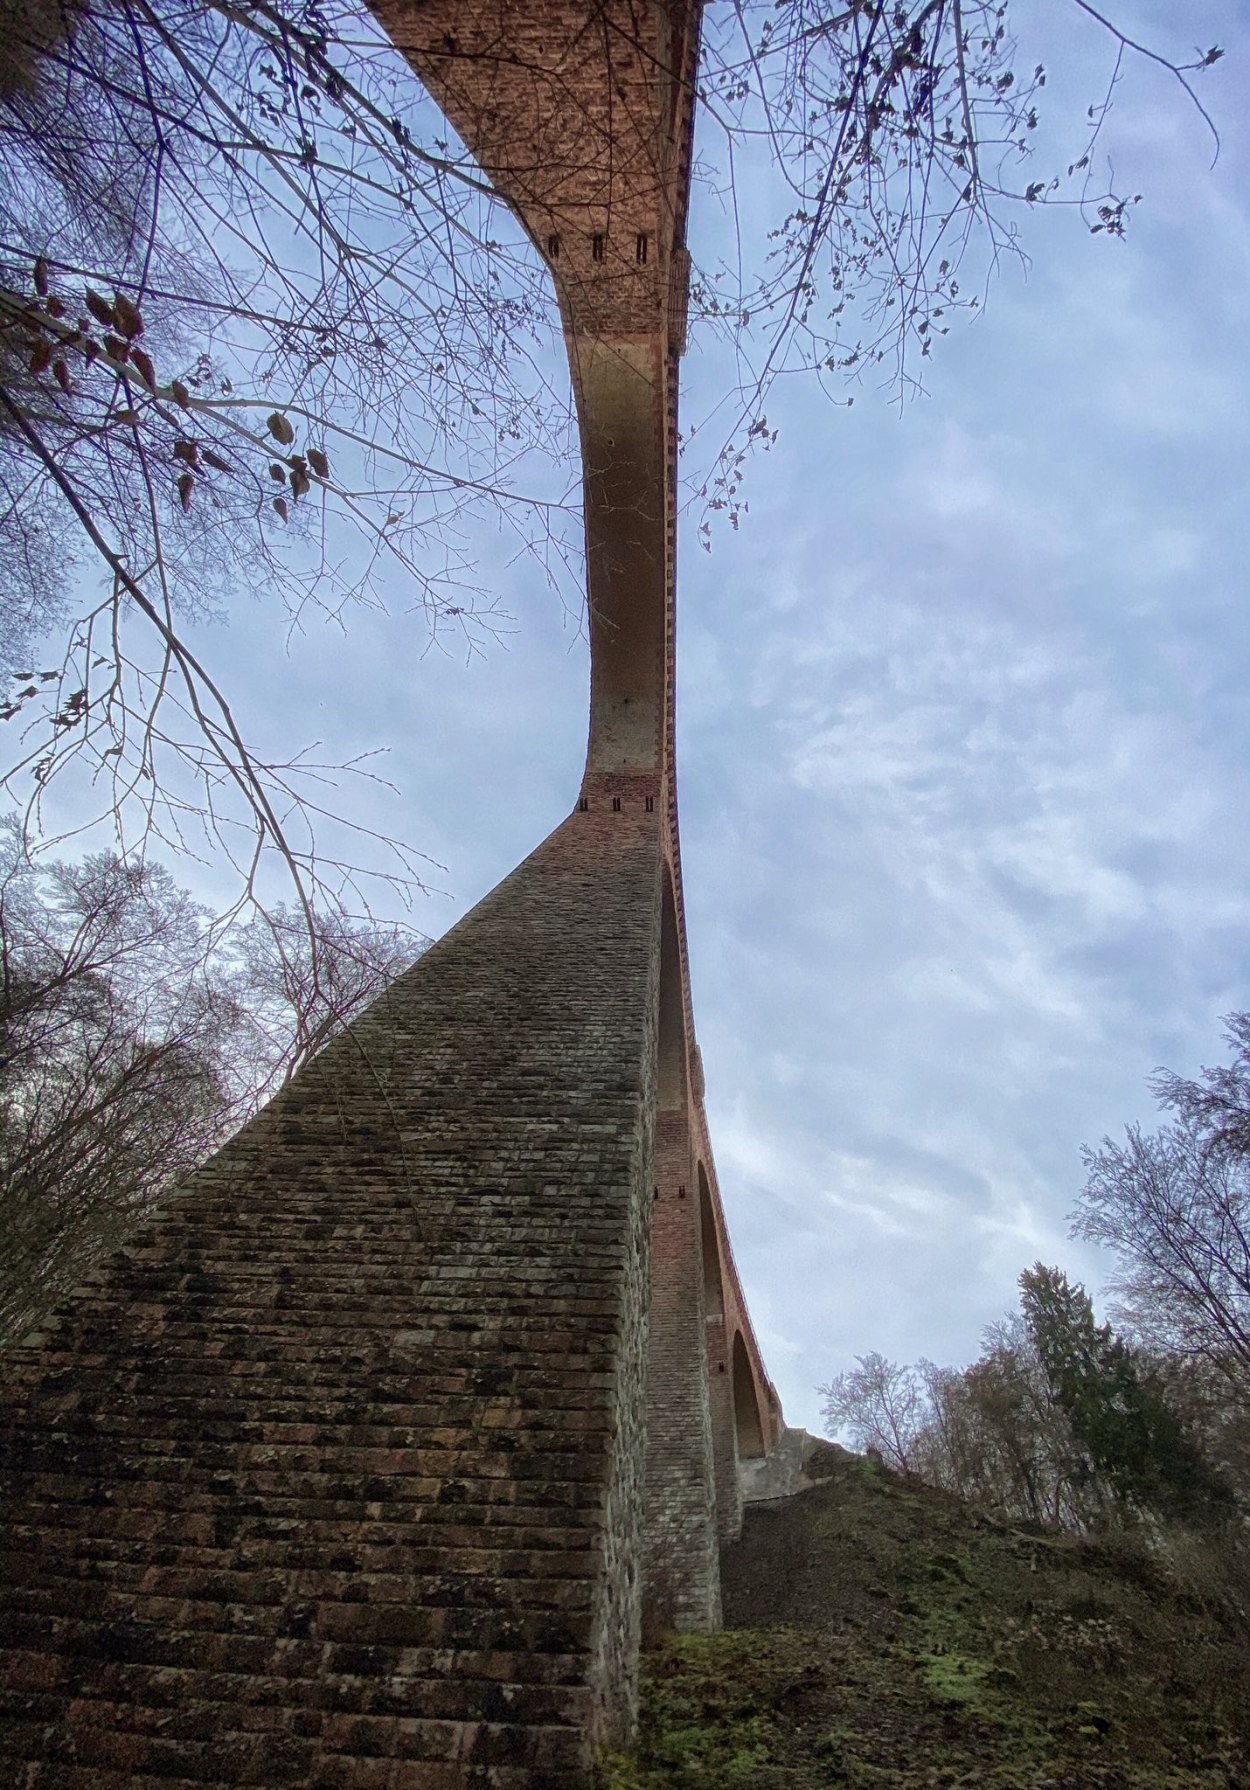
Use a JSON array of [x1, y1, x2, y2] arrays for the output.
[[0, 818, 417, 1342], [692, 2, 1223, 524], [821, 1304, 1215, 1531], [1075, 1121, 1250, 1405], [0, 0, 578, 931], [914, 1325, 1079, 1526], [231, 897, 416, 1092], [1153, 1012, 1250, 1163], [0, 0, 1225, 906], [820, 1348, 929, 1469]]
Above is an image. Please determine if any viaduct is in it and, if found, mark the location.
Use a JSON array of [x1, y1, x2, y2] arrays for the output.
[[0, 3, 785, 1785]]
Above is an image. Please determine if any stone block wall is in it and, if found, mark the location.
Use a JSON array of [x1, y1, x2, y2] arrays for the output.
[[639, 1083, 781, 1631], [0, 801, 666, 1789], [0, 5, 788, 1780], [641, 1107, 719, 1635]]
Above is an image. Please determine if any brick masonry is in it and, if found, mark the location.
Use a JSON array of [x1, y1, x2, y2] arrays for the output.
[[0, 807, 664, 1788], [0, 4, 782, 1784]]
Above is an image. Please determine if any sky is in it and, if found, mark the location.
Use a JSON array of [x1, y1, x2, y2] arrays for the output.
[[32, 1, 1250, 1435]]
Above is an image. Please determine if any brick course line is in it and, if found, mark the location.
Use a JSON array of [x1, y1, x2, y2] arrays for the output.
[[0, 5, 783, 1784]]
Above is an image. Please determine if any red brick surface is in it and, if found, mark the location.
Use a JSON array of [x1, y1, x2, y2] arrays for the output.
[[0, 6, 782, 1784], [1, 807, 663, 1787]]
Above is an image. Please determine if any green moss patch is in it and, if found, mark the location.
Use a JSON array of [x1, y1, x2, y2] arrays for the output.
[[601, 1450, 1249, 1788]]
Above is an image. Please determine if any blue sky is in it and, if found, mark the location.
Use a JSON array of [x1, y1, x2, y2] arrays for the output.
[[674, 0, 1250, 1428], [38, 1, 1249, 1434]]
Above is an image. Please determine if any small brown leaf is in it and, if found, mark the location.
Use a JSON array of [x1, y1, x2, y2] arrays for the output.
[[269, 462, 287, 482], [85, 289, 115, 329], [307, 446, 329, 480], [177, 471, 194, 512], [266, 410, 296, 446], [28, 339, 53, 375], [83, 339, 100, 363], [33, 257, 48, 297], [113, 408, 140, 425], [289, 460, 310, 501], [173, 440, 199, 466], [103, 333, 129, 363], [201, 448, 231, 474], [53, 358, 70, 393], [272, 495, 289, 522], [170, 380, 190, 408], [45, 295, 65, 320], [114, 294, 143, 339], [130, 346, 156, 390]]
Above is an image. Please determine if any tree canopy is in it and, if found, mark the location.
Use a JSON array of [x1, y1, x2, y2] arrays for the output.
[[1075, 1014, 1250, 1402]]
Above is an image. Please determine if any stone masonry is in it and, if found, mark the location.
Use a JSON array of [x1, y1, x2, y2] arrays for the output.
[[0, 4, 781, 1785]]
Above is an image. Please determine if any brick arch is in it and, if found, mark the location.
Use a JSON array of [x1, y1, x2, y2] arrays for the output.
[[697, 1163, 724, 1321], [733, 1331, 767, 1460]]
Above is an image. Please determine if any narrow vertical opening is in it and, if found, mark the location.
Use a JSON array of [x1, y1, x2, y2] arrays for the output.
[[592, 232, 605, 263], [733, 1334, 766, 1460], [699, 1166, 724, 1322], [636, 232, 649, 264]]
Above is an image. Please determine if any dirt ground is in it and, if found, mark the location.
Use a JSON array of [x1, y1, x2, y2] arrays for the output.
[[600, 1447, 1250, 1788]]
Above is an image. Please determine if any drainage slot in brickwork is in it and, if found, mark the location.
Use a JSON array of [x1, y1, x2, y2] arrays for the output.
[[612, 795, 621, 812], [592, 233, 605, 262], [547, 232, 561, 259], [577, 796, 588, 812], [645, 795, 654, 812], [636, 232, 648, 263]]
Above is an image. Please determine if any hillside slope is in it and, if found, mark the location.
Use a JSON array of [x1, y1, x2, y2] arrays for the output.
[[602, 1446, 1250, 1788]]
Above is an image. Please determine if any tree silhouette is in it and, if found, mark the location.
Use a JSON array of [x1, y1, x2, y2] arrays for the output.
[[0, 0, 1225, 912]]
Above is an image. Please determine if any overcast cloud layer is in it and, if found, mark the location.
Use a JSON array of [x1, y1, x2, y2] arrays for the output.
[[155, 1, 1250, 1432]]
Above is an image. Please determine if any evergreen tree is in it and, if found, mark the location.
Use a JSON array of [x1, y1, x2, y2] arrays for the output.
[[1020, 1264, 1233, 1530]]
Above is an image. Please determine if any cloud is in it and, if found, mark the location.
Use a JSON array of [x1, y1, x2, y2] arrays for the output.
[[113, 0, 1249, 1445]]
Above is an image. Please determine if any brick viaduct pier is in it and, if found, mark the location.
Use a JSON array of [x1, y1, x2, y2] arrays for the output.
[[0, 4, 782, 1785]]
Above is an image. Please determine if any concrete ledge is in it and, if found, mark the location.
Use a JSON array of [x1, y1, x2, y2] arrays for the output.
[[740, 1429, 852, 1504]]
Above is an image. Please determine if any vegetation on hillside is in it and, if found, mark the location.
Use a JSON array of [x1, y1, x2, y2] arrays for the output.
[[601, 1446, 1249, 1789], [821, 1021, 1250, 1532], [600, 1022, 1250, 1788]]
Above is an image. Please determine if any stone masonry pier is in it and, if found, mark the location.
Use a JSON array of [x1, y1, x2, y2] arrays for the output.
[[0, 5, 781, 1785]]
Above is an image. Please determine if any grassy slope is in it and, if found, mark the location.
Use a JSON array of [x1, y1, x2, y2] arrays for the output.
[[601, 1447, 1250, 1789]]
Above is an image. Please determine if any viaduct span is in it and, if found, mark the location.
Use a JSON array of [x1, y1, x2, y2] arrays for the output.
[[0, 3, 781, 1785]]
